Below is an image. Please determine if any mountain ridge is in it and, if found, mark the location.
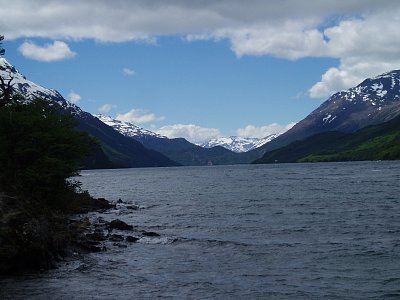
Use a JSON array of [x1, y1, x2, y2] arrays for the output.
[[253, 114, 400, 164], [96, 114, 279, 153], [201, 135, 279, 153], [247, 69, 400, 159], [94, 114, 250, 165], [0, 58, 179, 168]]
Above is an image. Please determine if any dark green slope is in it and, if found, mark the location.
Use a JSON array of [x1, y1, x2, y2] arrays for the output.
[[253, 115, 400, 164], [75, 113, 180, 168], [135, 136, 248, 166]]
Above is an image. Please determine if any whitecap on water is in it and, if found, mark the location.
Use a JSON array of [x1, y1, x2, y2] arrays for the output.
[[138, 236, 177, 245]]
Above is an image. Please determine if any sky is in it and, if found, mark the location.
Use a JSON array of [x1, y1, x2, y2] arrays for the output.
[[1, 0, 400, 143]]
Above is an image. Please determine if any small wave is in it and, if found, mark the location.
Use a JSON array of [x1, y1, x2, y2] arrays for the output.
[[383, 278, 400, 285], [179, 237, 251, 248], [381, 292, 400, 298], [138, 236, 177, 245]]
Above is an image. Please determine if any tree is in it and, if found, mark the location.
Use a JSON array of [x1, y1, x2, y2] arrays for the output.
[[0, 35, 15, 107], [0, 98, 92, 209], [0, 35, 5, 56]]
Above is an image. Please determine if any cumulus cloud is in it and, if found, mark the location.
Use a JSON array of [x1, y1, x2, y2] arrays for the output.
[[116, 109, 165, 124], [18, 40, 76, 62], [122, 68, 136, 76], [308, 11, 400, 98], [67, 91, 81, 104], [237, 123, 296, 138], [156, 124, 221, 144], [98, 104, 114, 114], [217, 21, 327, 60], [2, 1, 400, 96]]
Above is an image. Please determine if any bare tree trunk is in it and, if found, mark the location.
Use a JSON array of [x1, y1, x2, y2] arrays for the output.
[[0, 73, 14, 107]]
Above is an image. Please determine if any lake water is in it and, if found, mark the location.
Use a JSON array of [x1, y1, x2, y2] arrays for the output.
[[1, 162, 400, 299]]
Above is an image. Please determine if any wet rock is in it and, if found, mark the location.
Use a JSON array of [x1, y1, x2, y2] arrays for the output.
[[113, 243, 127, 248], [109, 219, 133, 231], [89, 245, 103, 252], [109, 234, 124, 242], [127, 205, 139, 210], [85, 231, 107, 242], [126, 236, 139, 243], [94, 198, 116, 210], [142, 231, 160, 237], [76, 239, 102, 252]]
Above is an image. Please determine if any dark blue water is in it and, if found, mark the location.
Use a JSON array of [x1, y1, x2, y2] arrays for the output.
[[1, 162, 400, 299]]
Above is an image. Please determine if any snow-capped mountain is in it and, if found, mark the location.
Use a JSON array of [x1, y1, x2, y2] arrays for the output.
[[201, 135, 279, 153], [96, 113, 280, 154], [252, 69, 400, 156], [313, 69, 400, 131], [0, 58, 178, 168], [0, 58, 83, 115], [94, 115, 254, 165], [96, 115, 167, 139]]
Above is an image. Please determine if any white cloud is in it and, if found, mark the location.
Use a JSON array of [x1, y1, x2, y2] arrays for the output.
[[67, 91, 81, 104], [237, 123, 295, 138], [2, 1, 400, 96], [308, 11, 400, 98], [217, 21, 328, 60], [116, 109, 164, 124], [18, 40, 76, 62], [122, 68, 136, 76], [98, 104, 114, 114], [156, 124, 221, 144]]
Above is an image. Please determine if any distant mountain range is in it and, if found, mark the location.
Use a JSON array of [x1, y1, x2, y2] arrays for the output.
[[95, 115, 249, 165], [96, 114, 278, 153], [200, 135, 279, 153]]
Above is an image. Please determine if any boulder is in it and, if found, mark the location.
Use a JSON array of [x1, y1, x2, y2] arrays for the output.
[[142, 231, 160, 237], [109, 234, 124, 242], [126, 236, 139, 243], [109, 219, 133, 231]]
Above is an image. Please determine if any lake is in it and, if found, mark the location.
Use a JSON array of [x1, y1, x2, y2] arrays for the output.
[[1, 162, 400, 299]]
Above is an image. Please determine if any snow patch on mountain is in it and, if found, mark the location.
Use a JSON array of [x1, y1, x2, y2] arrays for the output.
[[96, 114, 167, 139], [316, 69, 400, 127], [201, 135, 279, 153], [337, 70, 400, 104], [0, 58, 83, 115]]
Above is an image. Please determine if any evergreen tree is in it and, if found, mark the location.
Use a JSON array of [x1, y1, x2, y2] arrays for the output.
[[0, 35, 15, 107], [0, 35, 5, 56], [0, 98, 92, 209]]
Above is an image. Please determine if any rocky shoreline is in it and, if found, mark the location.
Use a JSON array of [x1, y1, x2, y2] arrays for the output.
[[0, 194, 164, 275], [74, 215, 161, 253]]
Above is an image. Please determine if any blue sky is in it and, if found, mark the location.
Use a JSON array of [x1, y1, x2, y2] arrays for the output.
[[1, 1, 400, 143]]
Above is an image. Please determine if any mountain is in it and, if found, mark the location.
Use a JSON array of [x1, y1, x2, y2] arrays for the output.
[[0, 58, 179, 168], [201, 135, 279, 153], [253, 114, 400, 164], [96, 114, 167, 139], [95, 115, 249, 165], [248, 69, 400, 159], [96, 115, 278, 154]]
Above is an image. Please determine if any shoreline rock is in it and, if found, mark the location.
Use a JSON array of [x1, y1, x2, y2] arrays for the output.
[[0, 194, 116, 275], [1, 193, 163, 275]]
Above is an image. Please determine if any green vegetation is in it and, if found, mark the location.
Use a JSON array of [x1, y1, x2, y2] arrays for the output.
[[253, 115, 400, 164], [300, 132, 400, 162], [0, 97, 101, 274], [0, 98, 91, 206], [0, 35, 5, 56]]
